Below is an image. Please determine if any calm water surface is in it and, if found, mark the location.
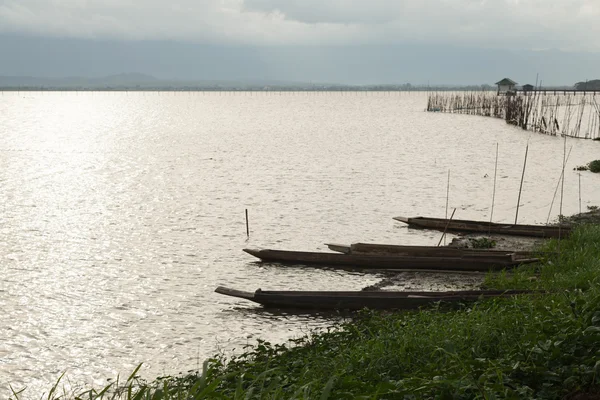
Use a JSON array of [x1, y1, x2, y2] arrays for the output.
[[1, 91, 599, 397]]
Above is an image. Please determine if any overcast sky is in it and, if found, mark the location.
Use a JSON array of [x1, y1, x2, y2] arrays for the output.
[[1, 0, 599, 50], [0, 0, 599, 84]]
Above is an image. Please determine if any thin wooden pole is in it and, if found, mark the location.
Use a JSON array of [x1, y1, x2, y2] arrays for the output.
[[444, 170, 451, 245], [515, 143, 529, 224], [559, 135, 567, 220], [490, 143, 499, 226], [437, 208, 457, 247], [559, 135, 567, 245], [546, 146, 573, 223], [445, 170, 450, 220], [245, 209, 249, 237], [579, 173, 582, 214]]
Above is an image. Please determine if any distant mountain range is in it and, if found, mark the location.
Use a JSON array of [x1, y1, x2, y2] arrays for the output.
[[1, 73, 588, 91], [0, 73, 272, 89], [0, 73, 352, 90], [0, 33, 600, 89], [0, 73, 500, 91], [0, 73, 152, 87], [2, 34, 599, 87]]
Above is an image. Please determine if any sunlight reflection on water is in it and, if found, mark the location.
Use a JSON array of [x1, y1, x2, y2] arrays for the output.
[[0, 91, 599, 397]]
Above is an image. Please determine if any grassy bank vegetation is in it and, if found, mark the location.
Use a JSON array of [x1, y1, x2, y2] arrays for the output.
[[27, 225, 600, 399]]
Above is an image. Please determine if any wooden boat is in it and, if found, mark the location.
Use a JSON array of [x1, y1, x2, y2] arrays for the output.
[[325, 243, 545, 260], [215, 286, 536, 310], [393, 216, 571, 238], [243, 248, 538, 272]]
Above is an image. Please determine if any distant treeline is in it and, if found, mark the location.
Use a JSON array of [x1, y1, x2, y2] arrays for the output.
[[0, 84, 496, 92], [575, 80, 600, 90], [0, 74, 498, 92], [1, 79, 596, 92]]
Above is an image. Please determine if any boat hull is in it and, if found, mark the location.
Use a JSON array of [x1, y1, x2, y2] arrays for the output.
[[393, 216, 571, 238], [243, 248, 537, 272], [325, 243, 543, 260], [215, 286, 536, 310]]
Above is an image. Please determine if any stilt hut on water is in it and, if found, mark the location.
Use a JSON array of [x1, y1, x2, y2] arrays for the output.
[[522, 84, 535, 93], [496, 78, 517, 95]]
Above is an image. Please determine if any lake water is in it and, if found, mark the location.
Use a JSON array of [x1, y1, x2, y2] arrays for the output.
[[1, 91, 599, 397]]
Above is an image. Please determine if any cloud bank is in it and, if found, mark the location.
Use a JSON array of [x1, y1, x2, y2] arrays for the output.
[[0, 0, 599, 51]]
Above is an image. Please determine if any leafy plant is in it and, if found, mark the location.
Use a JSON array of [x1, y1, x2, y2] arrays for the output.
[[469, 237, 497, 248], [588, 160, 600, 173]]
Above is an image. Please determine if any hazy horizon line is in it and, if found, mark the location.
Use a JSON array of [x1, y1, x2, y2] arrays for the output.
[[0, 73, 587, 90]]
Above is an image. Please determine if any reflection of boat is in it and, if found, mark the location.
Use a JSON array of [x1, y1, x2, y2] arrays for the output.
[[215, 286, 536, 311], [243, 248, 538, 272], [325, 243, 542, 260], [393, 216, 571, 238]]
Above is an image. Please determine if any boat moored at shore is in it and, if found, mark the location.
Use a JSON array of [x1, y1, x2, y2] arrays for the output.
[[243, 248, 538, 272], [215, 286, 538, 310], [394, 216, 571, 238]]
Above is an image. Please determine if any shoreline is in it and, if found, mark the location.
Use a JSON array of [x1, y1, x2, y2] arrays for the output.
[[31, 209, 600, 399], [361, 216, 575, 293]]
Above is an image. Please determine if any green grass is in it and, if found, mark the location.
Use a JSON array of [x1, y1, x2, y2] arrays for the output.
[[18, 225, 600, 399], [468, 237, 497, 249]]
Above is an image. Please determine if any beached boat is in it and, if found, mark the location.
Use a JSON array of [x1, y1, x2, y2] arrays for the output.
[[215, 286, 536, 310], [393, 216, 571, 238], [325, 243, 545, 260], [243, 248, 538, 272]]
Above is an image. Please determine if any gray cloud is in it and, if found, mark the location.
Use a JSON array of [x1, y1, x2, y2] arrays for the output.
[[242, 0, 404, 24], [0, 0, 598, 51]]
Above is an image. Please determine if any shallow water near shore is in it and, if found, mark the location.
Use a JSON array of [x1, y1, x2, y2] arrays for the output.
[[1, 91, 599, 397]]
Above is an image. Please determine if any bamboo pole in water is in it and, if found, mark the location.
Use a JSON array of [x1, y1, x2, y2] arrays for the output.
[[425, 91, 598, 140], [444, 170, 451, 245], [559, 135, 567, 243], [245, 209, 250, 237], [579, 173, 582, 215], [490, 143, 499, 231], [546, 146, 573, 223], [445, 170, 450, 220], [560, 134, 567, 219], [514, 143, 529, 224]]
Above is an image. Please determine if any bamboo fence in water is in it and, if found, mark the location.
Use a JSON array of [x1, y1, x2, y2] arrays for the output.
[[427, 91, 600, 139]]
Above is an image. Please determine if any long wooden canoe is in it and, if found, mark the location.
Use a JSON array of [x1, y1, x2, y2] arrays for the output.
[[393, 216, 571, 238], [243, 248, 538, 272], [325, 243, 548, 260], [215, 286, 536, 310]]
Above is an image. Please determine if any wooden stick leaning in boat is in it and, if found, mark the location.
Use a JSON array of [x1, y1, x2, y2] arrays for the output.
[[437, 208, 457, 246], [515, 143, 529, 224]]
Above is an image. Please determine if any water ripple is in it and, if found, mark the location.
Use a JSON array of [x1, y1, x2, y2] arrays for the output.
[[0, 91, 599, 398]]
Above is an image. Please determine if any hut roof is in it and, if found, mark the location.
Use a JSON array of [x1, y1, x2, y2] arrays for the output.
[[495, 78, 518, 85]]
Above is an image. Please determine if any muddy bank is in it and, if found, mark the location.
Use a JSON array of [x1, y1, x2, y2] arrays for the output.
[[560, 207, 600, 224], [362, 270, 486, 292], [447, 234, 545, 252], [363, 234, 542, 292]]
